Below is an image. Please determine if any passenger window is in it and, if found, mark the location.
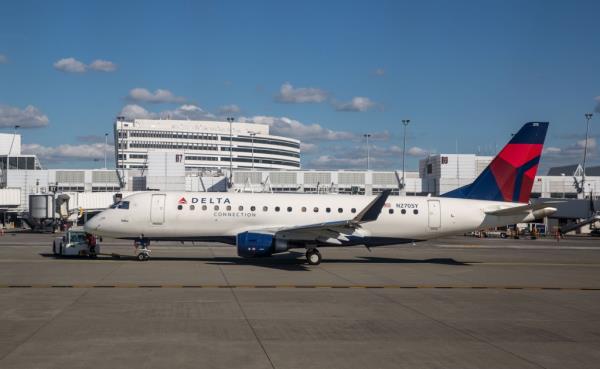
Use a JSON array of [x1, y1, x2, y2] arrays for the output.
[[413, 209, 419, 215], [301, 207, 307, 212], [202, 205, 207, 211], [226, 205, 231, 211], [388, 209, 394, 214], [287, 207, 292, 212], [239, 206, 244, 211], [177, 205, 183, 210], [401, 209, 406, 214], [351, 208, 356, 213], [263, 206, 268, 211], [313, 207, 319, 212], [275, 206, 280, 212], [251, 206, 256, 211], [190, 205, 195, 211], [214, 205, 219, 210], [338, 208, 343, 213], [326, 207, 331, 213]]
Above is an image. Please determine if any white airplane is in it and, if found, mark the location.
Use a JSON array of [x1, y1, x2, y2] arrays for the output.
[[85, 122, 557, 264]]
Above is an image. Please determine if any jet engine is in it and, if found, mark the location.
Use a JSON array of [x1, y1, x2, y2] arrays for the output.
[[236, 232, 292, 257], [237, 232, 274, 257]]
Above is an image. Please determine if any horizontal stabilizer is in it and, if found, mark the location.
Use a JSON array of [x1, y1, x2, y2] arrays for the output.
[[485, 201, 564, 216]]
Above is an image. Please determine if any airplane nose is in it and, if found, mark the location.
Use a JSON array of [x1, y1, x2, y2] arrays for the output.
[[84, 216, 100, 233]]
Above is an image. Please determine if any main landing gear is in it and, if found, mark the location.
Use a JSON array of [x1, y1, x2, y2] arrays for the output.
[[306, 248, 322, 265]]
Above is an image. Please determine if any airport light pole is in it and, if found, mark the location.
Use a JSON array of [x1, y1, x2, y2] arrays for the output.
[[250, 132, 257, 170], [582, 113, 593, 197], [7, 125, 19, 171], [226, 117, 234, 186], [401, 119, 410, 192], [104, 133, 108, 169], [363, 134, 372, 170]]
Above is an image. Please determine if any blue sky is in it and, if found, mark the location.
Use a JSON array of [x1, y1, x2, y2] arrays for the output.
[[1, 0, 599, 171]]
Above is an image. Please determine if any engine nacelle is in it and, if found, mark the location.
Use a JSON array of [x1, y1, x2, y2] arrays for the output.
[[237, 232, 275, 258]]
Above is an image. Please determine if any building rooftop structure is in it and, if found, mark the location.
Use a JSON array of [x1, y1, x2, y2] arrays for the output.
[[114, 117, 301, 171], [547, 164, 600, 177]]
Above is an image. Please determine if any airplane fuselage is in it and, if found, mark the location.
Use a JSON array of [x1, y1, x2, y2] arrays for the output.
[[85, 192, 531, 246]]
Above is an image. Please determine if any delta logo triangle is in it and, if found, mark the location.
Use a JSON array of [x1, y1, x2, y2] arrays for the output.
[[178, 197, 187, 204]]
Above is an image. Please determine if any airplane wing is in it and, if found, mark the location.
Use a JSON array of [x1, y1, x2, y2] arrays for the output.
[[484, 200, 564, 216], [272, 190, 392, 244]]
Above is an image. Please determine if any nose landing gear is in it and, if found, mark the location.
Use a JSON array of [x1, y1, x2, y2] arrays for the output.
[[136, 251, 150, 261], [306, 248, 322, 265], [135, 236, 151, 261]]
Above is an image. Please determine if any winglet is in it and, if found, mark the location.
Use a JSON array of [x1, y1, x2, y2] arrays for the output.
[[353, 190, 392, 223]]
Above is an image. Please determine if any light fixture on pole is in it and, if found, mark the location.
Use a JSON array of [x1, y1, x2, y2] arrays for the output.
[[104, 133, 108, 169], [7, 125, 20, 171], [363, 133, 372, 170], [401, 119, 411, 192], [582, 113, 593, 197], [226, 117, 235, 186]]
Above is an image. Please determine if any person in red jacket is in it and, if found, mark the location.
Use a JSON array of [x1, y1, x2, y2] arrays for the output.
[[86, 233, 97, 256]]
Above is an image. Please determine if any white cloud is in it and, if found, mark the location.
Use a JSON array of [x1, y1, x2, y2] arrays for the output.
[[543, 147, 562, 154], [169, 104, 216, 120], [311, 155, 368, 169], [300, 142, 318, 153], [218, 104, 240, 115], [0, 104, 49, 128], [22, 142, 111, 162], [407, 146, 428, 157], [374, 68, 385, 76], [275, 82, 328, 104], [53, 57, 87, 73], [238, 115, 354, 141], [89, 59, 117, 72], [334, 97, 377, 112], [119, 104, 156, 119], [119, 104, 216, 121], [127, 88, 186, 104], [539, 138, 597, 170], [577, 137, 596, 150], [53, 57, 117, 73], [0, 54, 7, 64]]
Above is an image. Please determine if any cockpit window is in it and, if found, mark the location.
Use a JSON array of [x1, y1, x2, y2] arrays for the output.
[[110, 201, 130, 209]]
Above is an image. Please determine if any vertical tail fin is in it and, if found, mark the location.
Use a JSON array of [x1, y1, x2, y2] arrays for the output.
[[442, 122, 548, 203]]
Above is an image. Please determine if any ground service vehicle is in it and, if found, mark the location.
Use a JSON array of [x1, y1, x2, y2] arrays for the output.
[[52, 227, 99, 257]]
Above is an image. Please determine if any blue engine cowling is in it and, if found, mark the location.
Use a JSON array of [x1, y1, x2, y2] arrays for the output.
[[237, 232, 275, 257]]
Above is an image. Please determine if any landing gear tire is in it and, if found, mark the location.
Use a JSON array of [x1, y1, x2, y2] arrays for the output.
[[137, 252, 149, 261], [306, 249, 322, 265]]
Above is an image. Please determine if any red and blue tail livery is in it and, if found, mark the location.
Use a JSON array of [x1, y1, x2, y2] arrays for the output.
[[442, 122, 548, 203]]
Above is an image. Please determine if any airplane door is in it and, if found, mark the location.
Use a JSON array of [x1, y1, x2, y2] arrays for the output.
[[427, 200, 441, 230], [150, 194, 166, 225]]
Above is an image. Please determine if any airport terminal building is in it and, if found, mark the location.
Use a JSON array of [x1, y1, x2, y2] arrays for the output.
[[114, 118, 301, 171], [0, 126, 598, 232]]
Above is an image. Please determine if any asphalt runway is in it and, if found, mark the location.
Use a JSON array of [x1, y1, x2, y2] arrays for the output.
[[1, 233, 600, 369]]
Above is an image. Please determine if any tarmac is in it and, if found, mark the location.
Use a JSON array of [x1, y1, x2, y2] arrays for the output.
[[1, 233, 600, 369]]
